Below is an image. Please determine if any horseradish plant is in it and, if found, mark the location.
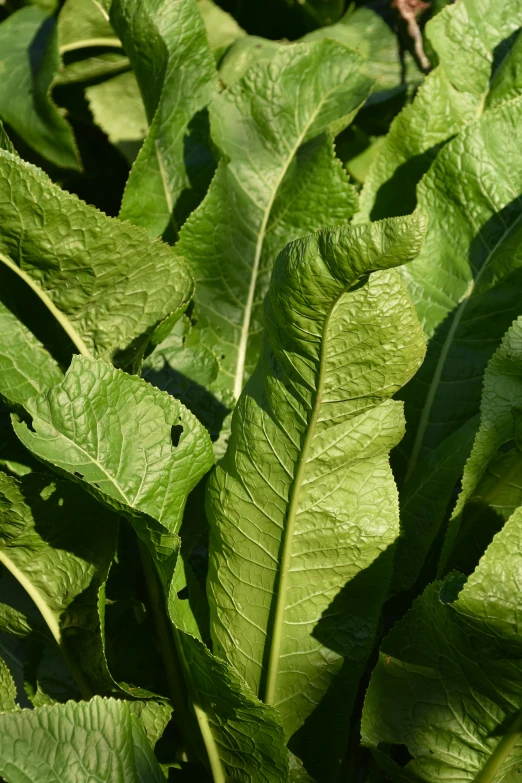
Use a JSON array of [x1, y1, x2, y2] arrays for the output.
[[0, 0, 521, 781]]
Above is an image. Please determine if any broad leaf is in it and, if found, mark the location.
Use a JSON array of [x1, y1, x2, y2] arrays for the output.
[[207, 215, 426, 779], [0, 696, 165, 782], [358, 0, 522, 221], [197, 0, 245, 63], [178, 40, 372, 399], [0, 7, 79, 169], [13, 357, 289, 782], [0, 147, 193, 371], [440, 317, 522, 576], [363, 504, 522, 782], [390, 97, 522, 589], [105, 0, 218, 239], [0, 471, 118, 698]]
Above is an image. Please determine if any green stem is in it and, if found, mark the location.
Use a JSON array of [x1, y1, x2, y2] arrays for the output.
[[60, 37, 123, 54], [472, 711, 522, 783]]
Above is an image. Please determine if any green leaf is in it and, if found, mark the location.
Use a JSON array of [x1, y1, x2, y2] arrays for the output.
[[206, 215, 426, 778], [394, 97, 522, 491], [303, 6, 422, 105], [0, 696, 165, 782], [363, 503, 522, 782], [0, 6, 80, 169], [197, 0, 245, 63], [0, 147, 193, 371], [106, 0, 218, 239], [86, 71, 148, 164], [0, 656, 17, 712], [440, 317, 522, 576], [57, 0, 128, 85], [390, 416, 479, 595], [358, 0, 522, 221], [13, 357, 289, 782], [0, 470, 118, 698], [0, 300, 63, 411], [178, 40, 372, 400]]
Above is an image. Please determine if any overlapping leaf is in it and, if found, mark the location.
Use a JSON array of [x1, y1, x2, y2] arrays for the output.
[[0, 6, 79, 168], [358, 0, 522, 222], [13, 357, 289, 783], [363, 504, 522, 782], [390, 96, 522, 593], [0, 696, 165, 782], [103, 0, 218, 239], [0, 471, 118, 699], [207, 215, 426, 779], [0, 146, 193, 373], [179, 39, 372, 400], [440, 317, 522, 576]]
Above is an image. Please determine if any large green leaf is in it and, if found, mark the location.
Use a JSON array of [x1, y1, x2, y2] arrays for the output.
[[358, 0, 522, 221], [196, 0, 245, 63], [207, 215, 426, 779], [0, 471, 118, 698], [104, 0, 218, 239], [0, 696, 165, 782], [0, 147, 193, 372], [440, 317, 522, 576], [13, 357, 289, 783], [363, 504, 522, 782], [178, 39, 372, 400], [389, 97, 522, 591], [0, 6, 79, 169]]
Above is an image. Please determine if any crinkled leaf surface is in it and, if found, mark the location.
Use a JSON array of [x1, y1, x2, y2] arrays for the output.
[[106, 0, 218, 239], [13, 357, 288, 783], [0, 6, 79, 169], [390, 97, 522, 589], [358, 0, 522, 221], [0, 656, 17, 712], [363, 504, 522, 782], [0, 148, 193, 370], [0, 696, 165, 782], [440, 317, 522, 576], [207, 215, 426, 778], [179, 40, 372, 399]]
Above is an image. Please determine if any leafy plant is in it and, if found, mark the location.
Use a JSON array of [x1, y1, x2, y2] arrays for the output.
[[0, 0, 522, 782]]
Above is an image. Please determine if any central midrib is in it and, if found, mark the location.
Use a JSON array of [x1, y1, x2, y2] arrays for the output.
[[264, 293, 340, 706], [405, 210, 522, 481], [232, 87, 340, 400]]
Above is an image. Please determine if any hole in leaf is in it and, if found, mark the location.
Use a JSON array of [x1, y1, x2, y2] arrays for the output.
[[389, 744, 414, 768], [74, 471, 84, 479], [171, 424, 183, 447], [177, 586, 189, 601]]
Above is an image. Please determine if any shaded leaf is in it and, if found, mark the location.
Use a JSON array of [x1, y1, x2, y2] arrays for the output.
[[0, 6, 79, 168], [363, 503, 522, 782], [106, 0, 218, 239]]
